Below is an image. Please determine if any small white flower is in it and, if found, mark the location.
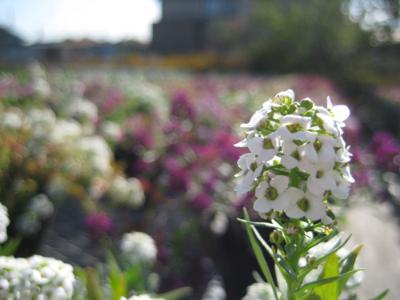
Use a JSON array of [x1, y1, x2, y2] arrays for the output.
[[254, 175, 290, 213], [246, 133, 279, 163], [235, 154, 263, 195], [307, 169, 336, 197], [327, 96, 350, 123], [275, 89, 295, 101], [281, 114, 312, 130], [240, 108, 269, 129], [281, 188, 327, 221]]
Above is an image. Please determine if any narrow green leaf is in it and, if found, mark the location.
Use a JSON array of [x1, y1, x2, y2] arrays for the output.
[[303, 231, 338, 253], [299, 235, 351, 280], [237, 218, 283, 229], [158, 287, 192, 300], [296, 269, 362, 295], [369, 289, 389, 300], [252, 225, 297, 280], [85, 268, 103, 300], [0, 238, 21, 256], [314, 254, 339, 300], [243, 209, 280, 300], [338, 244, 363, 293]]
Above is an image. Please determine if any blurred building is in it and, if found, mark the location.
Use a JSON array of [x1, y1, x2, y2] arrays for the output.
[[152, 0, 250, 53]]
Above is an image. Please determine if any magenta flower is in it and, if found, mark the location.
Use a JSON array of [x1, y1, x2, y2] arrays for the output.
[[164, 158, 190, 192], [170, 90, 196, 122], [371, 132, 400, 170], [85, 212, 113, 237], [191, 192, 213, 211]]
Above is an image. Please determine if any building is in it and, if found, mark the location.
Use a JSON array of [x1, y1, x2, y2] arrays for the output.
[[152, 0, 249, 53]]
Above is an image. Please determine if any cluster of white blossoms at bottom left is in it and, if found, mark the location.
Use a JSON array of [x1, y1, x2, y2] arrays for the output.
[[0, 255, 75, 300], [0, 203, 9, 243]]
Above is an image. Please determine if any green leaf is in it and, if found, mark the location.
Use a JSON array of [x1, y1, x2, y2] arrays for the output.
[[106, 251, 127, 300], [243, 209, 280, 300], [84, 268, 104, 300], [369, 289, 389, 300], [0, 238, 21, 256], [237, 218, 283, 229], [338, 244, 363, 293], [296, 269, 362, 296], [313, 254, 339, 300], [299, 235, 351, 281], [251, 221, 297, 280], [158, 287, 192, 300]]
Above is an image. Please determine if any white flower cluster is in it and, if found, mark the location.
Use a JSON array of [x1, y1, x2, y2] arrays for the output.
[[0, 255, 75, 300], [235, 90, 354, 222], [120, 232, 157, 265], [0, 203, 9, 243], [109, 176, 145, 208], [242, 283, 276, 300]]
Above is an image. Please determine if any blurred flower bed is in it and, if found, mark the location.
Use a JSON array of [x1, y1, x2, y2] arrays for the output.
[[0, 64, 399, 299]]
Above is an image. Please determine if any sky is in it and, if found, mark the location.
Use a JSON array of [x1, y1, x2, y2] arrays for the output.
[[0, 0, 161, 44]]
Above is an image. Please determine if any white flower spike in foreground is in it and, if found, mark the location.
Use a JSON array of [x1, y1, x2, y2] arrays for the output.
[[235, 90, 353, 223]]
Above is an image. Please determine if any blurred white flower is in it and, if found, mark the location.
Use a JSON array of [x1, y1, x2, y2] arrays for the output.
[[0, 255, 75, 300], [0, 203, 9, 243], [29, 62, 51, 98], [67, 98, 98, 123], [0, 110, 23, 129], [202, 277, 226, 300], [109, 176, 145, 208], [29, 194, 54, 219], [242, 282, 276, 300], [101, 121, 123, 142], [77, 136, 112, 174], [210, 212, 229, 235], [120, 232, 157, 265], [51, 120, 82, 143]]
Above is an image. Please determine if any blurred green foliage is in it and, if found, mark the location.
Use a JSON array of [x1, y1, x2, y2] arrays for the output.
[[245, 0, 369, 73], [213, 0, 400, 84]]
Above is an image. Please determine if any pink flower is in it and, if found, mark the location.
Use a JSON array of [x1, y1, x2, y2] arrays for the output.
[[85, 212, 113, 237], [191, 192, 213, 211]]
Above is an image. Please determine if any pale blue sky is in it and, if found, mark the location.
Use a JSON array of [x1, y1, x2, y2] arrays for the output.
[[0, 0, 161, 44]]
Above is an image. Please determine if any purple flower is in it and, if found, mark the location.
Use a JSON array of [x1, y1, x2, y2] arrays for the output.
[[371, 132, 400, 170], [191, 192, 213, 211], [164, 158, 190, 192], [85, 212, 113, 237], [170, 90, 196, 122]]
